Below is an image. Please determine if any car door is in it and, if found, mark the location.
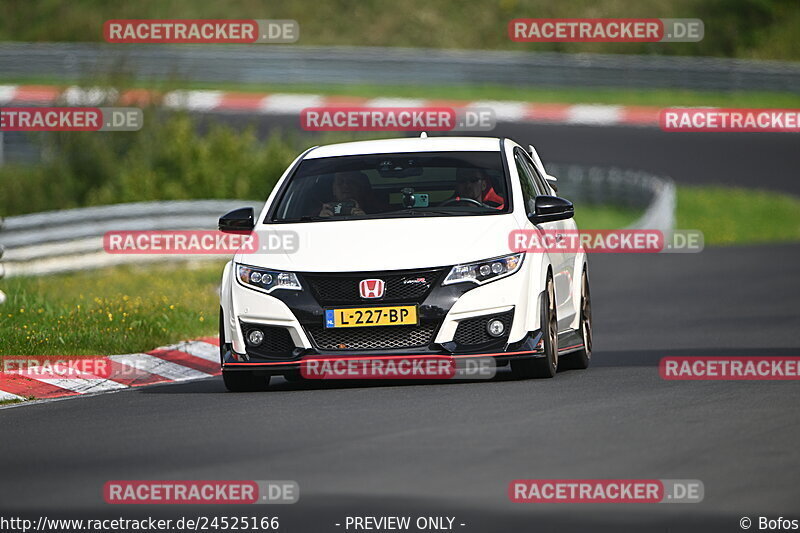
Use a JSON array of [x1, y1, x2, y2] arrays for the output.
[[513, 149, 567, 328], [517, 149, 577, 330]]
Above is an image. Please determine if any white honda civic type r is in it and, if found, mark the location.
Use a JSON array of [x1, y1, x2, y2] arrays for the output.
[[218, 135, 591, 391]]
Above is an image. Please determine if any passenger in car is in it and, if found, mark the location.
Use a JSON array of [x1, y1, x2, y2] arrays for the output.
[[318, 171, 383, 216], [451, 168, 505, 209]]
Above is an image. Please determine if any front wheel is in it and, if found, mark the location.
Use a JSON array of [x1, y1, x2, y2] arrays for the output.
[[564, 268, 592, 370], [511, 274, 558, 379], [219, 307, 227, 364]]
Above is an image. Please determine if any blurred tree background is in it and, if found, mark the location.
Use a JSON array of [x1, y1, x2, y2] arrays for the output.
[[1, 0, 798, 60]]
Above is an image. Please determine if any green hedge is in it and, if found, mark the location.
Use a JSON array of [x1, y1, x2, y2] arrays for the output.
[[0, 112, 306, 216]]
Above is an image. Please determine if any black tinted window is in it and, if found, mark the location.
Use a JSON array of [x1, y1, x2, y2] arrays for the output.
[[514, 150, 537, 214], [271, 151, 509, 222]]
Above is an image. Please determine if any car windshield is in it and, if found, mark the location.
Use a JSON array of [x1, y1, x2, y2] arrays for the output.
[[270, 151, 509, 222]]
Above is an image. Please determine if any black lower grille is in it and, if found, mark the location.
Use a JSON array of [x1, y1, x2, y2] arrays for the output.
[[302, 268, 445, 305], [305, 323, 438, 351], [240, 322, 295, 359], [454, 311, 514, 346]]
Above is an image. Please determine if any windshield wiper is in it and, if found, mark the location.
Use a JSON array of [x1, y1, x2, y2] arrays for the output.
[[380, 208, 473, 216], [277, 209, 480, 222], [275, 215, 331, 223]]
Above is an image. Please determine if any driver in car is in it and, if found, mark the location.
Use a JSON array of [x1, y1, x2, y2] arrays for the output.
[[448, 167, 505, 209], [319, 171, 379, 217]]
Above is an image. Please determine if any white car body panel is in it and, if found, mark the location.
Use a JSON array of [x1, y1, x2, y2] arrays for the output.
[[235, 215, 522, 273]]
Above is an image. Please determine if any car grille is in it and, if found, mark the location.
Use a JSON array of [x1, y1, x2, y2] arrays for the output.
[[305, 323, 438, 351], [301, 268, 446, 305], [240, 322, 295, 359], [453, 310, 514, 346]]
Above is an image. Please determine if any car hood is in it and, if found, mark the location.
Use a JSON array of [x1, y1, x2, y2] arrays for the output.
[[237, 214, 521, 272]]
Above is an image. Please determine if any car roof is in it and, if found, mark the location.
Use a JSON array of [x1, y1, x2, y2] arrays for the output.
[[304, 136, 504, 159]]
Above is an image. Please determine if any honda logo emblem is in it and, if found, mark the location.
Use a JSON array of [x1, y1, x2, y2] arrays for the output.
[[359, 279, 385, 299]]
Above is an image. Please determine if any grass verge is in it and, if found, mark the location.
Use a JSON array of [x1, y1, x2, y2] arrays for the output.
[[677, 186, 800, 245], [0, 261, 224, 356], [0, 398, 24, 406], [574, 205, 642, 229], [0, 397, 33, 406]]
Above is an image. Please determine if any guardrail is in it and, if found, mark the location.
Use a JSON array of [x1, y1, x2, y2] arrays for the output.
[[548, 164, 676, 231], [1, 200, 261, 278], [1, 42, 798, 92], [1, 200, 262, 248], [0, 165, 675, 282]]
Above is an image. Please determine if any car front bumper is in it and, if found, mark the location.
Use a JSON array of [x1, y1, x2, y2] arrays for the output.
[[222, 262, 547, 372]]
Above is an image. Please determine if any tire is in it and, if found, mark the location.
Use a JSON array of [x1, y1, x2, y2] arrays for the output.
[[223, 370, 270, 392], [564, 268, 592, 370], [511, 273, 558, 379], [219, 307, 226, 364]]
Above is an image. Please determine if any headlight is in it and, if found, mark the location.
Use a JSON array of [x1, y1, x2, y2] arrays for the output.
[[443, 253, 524, 286], [237, 264, 301, 293]]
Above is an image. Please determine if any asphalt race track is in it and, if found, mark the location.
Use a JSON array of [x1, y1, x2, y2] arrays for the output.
[[1, 119, 799, 532]]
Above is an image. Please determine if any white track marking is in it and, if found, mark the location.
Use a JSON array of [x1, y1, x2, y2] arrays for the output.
[[567, 105, 623, 125], [0, 85, 17, 104], [30, 377, 128, 394], [467, 100, 529, 121], [163, 90, 223, 111], [62, 86, 118, 105], [0, 390, 23, 402], [365, 97, 426, 108], [9, 361, 128, 393], [109, 353, 211, 381], [15, 364, 94, 380], [158, 341, 220, 362], [260, 93, 325, 113]]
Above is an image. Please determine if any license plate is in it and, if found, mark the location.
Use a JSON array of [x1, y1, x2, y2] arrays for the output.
[[325, 306, 418, 328]]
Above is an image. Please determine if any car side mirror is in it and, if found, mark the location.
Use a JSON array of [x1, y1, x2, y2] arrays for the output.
[[219, 207, 255, 233], [528, 196, 574, 224]]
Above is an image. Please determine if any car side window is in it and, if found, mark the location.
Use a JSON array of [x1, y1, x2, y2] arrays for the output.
[[513, 149, 537, 214], [520, 153, 551, 195]]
